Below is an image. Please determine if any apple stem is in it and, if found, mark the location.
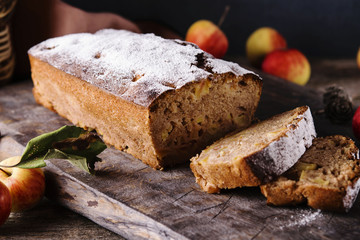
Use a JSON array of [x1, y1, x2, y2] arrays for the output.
[[0, 168, 10, 177], [218, 5, 230, 28]]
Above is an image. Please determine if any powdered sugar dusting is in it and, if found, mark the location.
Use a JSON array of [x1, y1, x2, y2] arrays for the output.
[[249, 106, 317, 181], [28, 29, 255, 107], [343, 149, 360, 211], [267, 106, 316, 175], [276, 209, 323, 230], [343, 177, 360, 211]]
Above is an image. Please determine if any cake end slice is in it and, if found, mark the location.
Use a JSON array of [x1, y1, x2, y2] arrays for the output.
[[261, 135, 360, 212]]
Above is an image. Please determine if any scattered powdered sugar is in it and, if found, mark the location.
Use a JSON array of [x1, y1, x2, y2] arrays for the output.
[[28, 29, 255, 107], [284, 209, 322, 228], [274, 209, 323, 230]]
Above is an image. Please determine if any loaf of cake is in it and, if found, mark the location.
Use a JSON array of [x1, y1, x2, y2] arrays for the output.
[[28, 29, 262, 169], [260, 135, 360, 212], [190, 106, 316, 193]]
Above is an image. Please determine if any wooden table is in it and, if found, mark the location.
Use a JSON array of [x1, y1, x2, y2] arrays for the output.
[[0, 198, 122, 239], [0, 58, 359, 239]]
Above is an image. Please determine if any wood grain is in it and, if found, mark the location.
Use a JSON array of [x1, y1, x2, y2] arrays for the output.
[[0, 78, 359, 239]]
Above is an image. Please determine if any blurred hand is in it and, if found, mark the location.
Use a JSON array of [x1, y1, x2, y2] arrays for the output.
[[12, 0, 141, 77], [12, 0, 181, 77]]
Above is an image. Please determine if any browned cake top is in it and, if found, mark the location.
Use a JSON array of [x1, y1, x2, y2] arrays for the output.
[[28, 29, 257, 107]]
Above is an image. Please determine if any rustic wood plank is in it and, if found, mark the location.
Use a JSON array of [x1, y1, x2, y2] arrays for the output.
[[0, 198, 123, 240], [1, 77, 360, 239]]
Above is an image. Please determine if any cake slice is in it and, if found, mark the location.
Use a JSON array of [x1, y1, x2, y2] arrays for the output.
[[28, 29, 262, 169], [260, 135, 360, 212], [190, 106, 316, 193]]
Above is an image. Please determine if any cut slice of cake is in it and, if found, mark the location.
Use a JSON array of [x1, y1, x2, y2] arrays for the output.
[[190, 106, 316, 193], [260, 135, 360, 212]]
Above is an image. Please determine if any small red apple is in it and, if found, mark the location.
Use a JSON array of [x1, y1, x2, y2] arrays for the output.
[[261, 48, 311, 85], [357, 47, 360, 69], [185, 20, 228, 58], [0, 180, 11, 226], [0, 156, 45, 212], [353, 106, 360, 141], [246, 27, 287, 67]]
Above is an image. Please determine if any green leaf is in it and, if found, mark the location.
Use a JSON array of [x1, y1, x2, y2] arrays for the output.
[[44, 149, 93, 174], [65, 154, 94, 175], [11, 125, 107, 174]]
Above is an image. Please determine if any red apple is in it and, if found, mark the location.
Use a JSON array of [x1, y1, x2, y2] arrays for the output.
[[261, 49, 311, 85], [357, 47, 360, 69], [246, 27, 287, 67], [185, 20, 228, 58], [0, 180, 11, 226], [0, 156, 45, 212], [353, 106, 360, 141]]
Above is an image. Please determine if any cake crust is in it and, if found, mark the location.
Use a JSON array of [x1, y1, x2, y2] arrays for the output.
[[30, 56, 161, 167]]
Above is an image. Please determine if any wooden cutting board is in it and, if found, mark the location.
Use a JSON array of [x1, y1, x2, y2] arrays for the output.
[[0, 75, 359, 240]]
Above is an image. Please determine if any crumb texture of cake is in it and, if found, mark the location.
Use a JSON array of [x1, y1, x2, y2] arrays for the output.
[[28, 29, 262, 169], [260, 135, 360, 212], [190, 106, 316, 193]]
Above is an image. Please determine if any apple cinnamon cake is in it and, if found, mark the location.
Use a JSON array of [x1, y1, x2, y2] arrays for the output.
[[28, 29, 262, 169]]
